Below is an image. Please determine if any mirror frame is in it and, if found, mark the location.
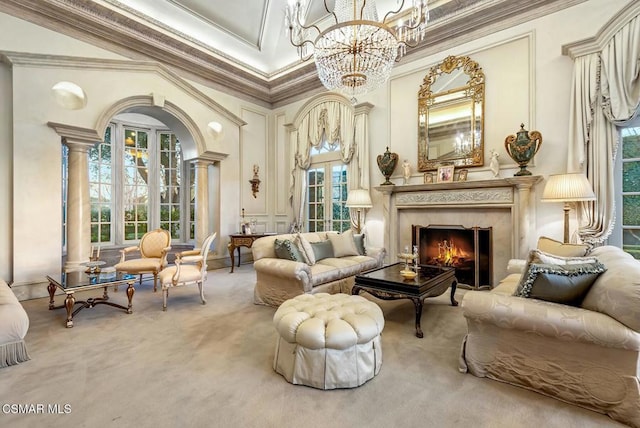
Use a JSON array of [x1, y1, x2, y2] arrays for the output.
[[417, 55, 485, 172]]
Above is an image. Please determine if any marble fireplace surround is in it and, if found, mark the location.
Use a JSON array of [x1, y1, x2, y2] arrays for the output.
[[375, 176, 542, 287]]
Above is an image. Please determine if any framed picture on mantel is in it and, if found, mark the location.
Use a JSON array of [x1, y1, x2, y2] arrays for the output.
[[437, 165, 454, 183]]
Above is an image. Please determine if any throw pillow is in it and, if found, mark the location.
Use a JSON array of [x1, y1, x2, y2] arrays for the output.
[[515, 261, 607, 306], [274, 239, 302, 262], [328, 229, 359, 257], [537, 236, 589, 257], [353, 233, 366, 256], [310, 240, 335, 262], [515, 249, 599, 296], [294, 234, 315, 265]]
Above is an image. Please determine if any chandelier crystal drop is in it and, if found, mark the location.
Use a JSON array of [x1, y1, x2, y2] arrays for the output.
[[285, 0, 429, 98]]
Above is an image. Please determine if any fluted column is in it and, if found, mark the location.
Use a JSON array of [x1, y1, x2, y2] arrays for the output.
[[65, 141, 95, 270], [193, 160, 211, 248]]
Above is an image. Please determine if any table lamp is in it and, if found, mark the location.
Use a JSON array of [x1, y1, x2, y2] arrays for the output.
[[541, 173, 596, 243], [345, 189, 373, 234]]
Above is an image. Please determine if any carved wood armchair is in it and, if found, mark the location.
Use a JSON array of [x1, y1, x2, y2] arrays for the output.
[[114, 228, 172, 292]]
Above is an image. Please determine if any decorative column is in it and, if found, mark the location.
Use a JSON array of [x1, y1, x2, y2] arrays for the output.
[[48, 122, 102, 270], [509, 176, 543, 259], [192, 151, 227, 248], [193, 159, 211, 249]]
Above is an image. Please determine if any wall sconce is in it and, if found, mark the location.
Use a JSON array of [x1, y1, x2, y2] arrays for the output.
[[249, 164, 261, 198]]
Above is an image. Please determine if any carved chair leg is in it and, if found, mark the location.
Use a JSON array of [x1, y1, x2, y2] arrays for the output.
[[199, 282, 206, 305], [153, 273, 158, 292], [163, 288, 167, 311]]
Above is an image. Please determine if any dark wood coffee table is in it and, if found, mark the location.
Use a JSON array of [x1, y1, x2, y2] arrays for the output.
[[353, 263, 458, 338]]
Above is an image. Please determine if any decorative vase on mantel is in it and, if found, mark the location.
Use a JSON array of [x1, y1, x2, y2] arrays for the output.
[[377, 146, 399, 185], [504, 124, 542, 176]]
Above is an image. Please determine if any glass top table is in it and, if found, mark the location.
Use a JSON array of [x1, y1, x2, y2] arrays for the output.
[[353, 263, 458, 338], [46, 270, 137, 328]]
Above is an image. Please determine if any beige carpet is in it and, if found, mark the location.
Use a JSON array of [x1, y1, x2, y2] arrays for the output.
[[1, 265, 625, 428]]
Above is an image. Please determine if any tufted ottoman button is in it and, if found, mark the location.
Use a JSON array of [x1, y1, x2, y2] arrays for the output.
[[272, 293, 384, 389]]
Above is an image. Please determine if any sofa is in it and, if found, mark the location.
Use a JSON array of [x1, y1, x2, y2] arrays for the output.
[[0, 280, 30, 368], [252, 231, 386, 307], [459, 244, 640, 427]]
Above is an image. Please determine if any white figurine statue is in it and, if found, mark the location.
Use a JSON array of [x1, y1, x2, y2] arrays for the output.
[[490, 149, 500, 178], [402, 159, 411, 185]]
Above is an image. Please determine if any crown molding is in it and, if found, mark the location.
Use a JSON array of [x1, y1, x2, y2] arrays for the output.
[[2, 51, 246, 127], [562, 0, 640, 59], [0, 0, 589, 108]]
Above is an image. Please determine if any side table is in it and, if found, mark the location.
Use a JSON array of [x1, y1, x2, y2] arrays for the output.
[[228, 233, 276, 273]]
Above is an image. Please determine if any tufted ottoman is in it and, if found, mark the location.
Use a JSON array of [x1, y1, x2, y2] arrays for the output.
[[272, 293, 384, 389]]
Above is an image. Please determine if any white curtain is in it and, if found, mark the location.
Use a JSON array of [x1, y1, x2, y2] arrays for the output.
[[287, 97, 371, 232], [568, 12, 640, 245]]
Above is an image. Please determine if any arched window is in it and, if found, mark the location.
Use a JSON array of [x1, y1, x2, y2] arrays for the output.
[[87, 116, 195, 246], [307, 138, 349, 232]]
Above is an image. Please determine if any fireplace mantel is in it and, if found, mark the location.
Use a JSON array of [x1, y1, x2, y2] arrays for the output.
[[375, 176, 543, 271]]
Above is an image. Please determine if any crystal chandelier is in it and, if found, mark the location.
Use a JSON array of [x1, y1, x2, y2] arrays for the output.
[[285, 0, 429, 98]]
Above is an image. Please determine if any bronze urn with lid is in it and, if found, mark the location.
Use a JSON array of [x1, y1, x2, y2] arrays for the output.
[[377, 147, 399, 185], [504, 124, 542, 176]]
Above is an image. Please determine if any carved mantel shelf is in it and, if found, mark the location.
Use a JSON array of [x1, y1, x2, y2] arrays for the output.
[[375, 176, 543, 262]]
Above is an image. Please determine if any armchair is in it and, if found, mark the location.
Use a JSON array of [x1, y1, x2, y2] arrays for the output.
[[158, 232, 217, 311], [114, 228, 171, 292]]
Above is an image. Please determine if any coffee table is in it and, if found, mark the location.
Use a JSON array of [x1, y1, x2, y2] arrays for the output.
[[353, 263, 458, 338], [46, 270, 137, 328]]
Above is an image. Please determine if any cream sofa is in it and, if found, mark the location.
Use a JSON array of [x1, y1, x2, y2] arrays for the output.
[[459, 245, 640, 427], [0, 280, 30, 368], [252, 232, 386, 307]]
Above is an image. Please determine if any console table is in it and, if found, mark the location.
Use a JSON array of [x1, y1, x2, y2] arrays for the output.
[[228, 233, 276, 273]]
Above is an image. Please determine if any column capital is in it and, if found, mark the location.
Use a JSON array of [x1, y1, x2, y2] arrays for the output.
[[47, 122, 101, 149], [191, 150, 228, 165]]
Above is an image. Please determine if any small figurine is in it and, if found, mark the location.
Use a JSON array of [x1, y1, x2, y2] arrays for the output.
[[490, 149, 500, 178], [402, 160, 411, 185]]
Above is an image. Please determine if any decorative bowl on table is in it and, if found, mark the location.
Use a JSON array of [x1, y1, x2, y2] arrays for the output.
[[83, 260, 106, 274], [400, 269, 418, 280]]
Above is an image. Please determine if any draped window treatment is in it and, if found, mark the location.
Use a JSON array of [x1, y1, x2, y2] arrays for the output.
[[567, 9, 640, 245], [287, 96, 371, 232]]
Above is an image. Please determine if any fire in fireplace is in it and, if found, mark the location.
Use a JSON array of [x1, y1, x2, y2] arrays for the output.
[[412, 224, 492, 289]]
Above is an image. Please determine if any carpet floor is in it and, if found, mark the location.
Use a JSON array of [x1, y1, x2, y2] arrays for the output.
[[1, 265, 625, 428]]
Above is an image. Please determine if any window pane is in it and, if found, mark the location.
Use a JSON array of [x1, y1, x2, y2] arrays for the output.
[[91, 224, 99, 242], [101, 225, 111, 242], [623, 161, 640, 192], [125, 223, 135, 240], [623, 195, 640, 226], [622, 134, 640, 159], [623, 229, 640, 260], [160, 206, 169, 221]]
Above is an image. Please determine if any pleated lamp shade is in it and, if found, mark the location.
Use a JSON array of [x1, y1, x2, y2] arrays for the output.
[[541, 173, 596, 202]]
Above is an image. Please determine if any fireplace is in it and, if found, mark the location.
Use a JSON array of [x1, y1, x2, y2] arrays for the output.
[[412, 224, 492, 290]]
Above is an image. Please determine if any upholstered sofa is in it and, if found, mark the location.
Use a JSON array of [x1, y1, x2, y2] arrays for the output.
[[459, 245, 640, 427], [252, 231, 386, 307], [0, 280, 30, 368]]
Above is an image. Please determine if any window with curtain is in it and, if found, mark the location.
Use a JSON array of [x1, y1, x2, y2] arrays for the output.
[[306, 139, 350, 232], [616, 124, 640, 259], [80, 118, 195, 248]]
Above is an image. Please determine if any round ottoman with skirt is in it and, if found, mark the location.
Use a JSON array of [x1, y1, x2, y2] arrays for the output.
[[272, 293, 385, 389]]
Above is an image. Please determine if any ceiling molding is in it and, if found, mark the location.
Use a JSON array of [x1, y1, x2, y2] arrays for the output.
[[0, 0, 590, 108], [2, 50, 246, 127], [562, 0, 640, 59]]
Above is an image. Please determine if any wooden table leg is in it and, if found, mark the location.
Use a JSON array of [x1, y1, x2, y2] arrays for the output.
[[48, 282, 57, 310], [65, 293, 76, 328], [126, 282, 135, 313], [228, 242, 236, 273], [412, 297, 424, 338], [450, 279, 459, 306]]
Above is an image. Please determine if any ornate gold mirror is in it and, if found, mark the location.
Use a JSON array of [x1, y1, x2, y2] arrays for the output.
[[418, 55, 485, 171]]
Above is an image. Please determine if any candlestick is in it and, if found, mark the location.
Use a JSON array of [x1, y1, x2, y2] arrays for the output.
[[96, 246, 100, 259]]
